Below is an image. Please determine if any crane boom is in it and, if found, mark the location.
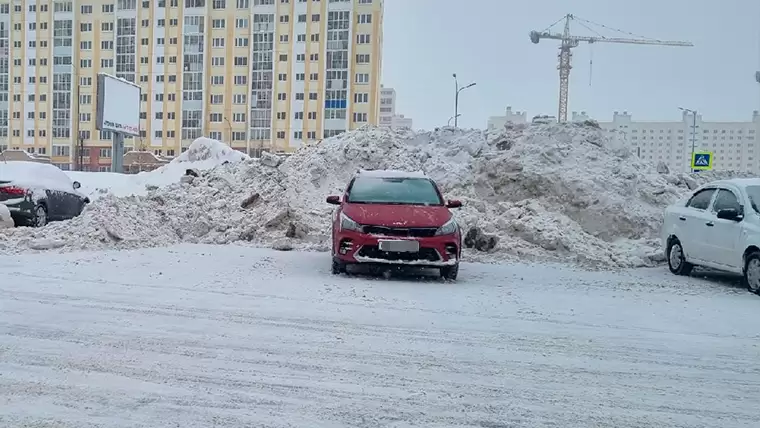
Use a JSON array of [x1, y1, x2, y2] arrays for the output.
[[530, 14, 693, 122], [532, 31, 693, 47]]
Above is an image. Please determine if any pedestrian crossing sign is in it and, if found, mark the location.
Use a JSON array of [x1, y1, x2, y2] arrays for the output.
[[691, 151, 713, 171]]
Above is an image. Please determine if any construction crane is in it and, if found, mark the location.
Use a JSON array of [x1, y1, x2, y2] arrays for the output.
[[530, 14, 693, 123]]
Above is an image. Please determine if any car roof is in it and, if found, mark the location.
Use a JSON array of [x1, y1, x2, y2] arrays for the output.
[[703, 178, 760, 189], [0, 161, 75, 192], [355, 169, 428, 179]]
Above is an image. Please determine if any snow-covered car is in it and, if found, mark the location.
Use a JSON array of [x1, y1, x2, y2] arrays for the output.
[[662, 178, 760, 294], [326, 169, 463, 280], [0, 161, 90, 227]]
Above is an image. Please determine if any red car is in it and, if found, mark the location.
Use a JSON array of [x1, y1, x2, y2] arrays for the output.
[[326, 170, 463, 280]]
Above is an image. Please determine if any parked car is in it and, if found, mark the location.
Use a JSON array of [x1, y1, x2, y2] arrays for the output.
[[662, 178, 760, 294], [326, 170, 463, 279], [0, 161, 90, 227]]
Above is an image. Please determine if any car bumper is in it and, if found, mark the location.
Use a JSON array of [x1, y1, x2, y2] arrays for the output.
[[0, 199, 33, 222], [333, 229, 460, 267]]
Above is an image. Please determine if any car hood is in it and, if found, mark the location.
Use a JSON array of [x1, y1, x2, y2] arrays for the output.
[[342, 203, 452, 228]]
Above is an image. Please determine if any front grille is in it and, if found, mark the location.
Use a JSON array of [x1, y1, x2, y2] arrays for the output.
[[362, 225, 438, 238], [357, 245, 440, 262]]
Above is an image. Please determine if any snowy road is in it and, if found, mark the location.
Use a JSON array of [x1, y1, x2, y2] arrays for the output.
[[1, 245, 759, 428]]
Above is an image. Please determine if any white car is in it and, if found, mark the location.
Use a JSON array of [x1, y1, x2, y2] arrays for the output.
[[662, 178, 760, 294]]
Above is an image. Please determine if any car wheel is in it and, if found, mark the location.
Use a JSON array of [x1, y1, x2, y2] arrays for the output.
[[331, 258, 346, 275], [440, 263, 459, 280], [33, 204, 48, 228], [667, 238, 693, 276], [743, 251, 760, 295]]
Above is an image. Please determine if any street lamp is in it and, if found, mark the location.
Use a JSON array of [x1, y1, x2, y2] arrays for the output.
[[68, 63, 82, 170], [447, 114, 461, 127], [223, 116, 232, 144], [679, 107, 698, 171], [452, 73, 475, 127]]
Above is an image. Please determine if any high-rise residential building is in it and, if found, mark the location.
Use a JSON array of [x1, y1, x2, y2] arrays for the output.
[[488, 107, 760, 174], [378, 84, 412, 129], [378, 85, 395, 126], [0, 0, 384, 171]]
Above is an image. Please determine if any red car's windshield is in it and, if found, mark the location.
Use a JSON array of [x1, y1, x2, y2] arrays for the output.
[[347, 177, 443, 206]]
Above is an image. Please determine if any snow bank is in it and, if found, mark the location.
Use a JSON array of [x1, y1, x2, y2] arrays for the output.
[[0, 124, 749, 268], [0, 204, 13, 229], [174, 136, 248, 164], [65, 171, 145, 200], [65, 137, 249, 200]]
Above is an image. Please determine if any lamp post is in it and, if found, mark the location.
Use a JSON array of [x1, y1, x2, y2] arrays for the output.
[[447, 114, 461, 126], [224, 116, 232, 144], [452, 73, 475, 127], [679, 107, 698, 171]]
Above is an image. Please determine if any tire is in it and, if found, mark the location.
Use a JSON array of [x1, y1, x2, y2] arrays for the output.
[[667, 238, 693, 276], [440, 263, 459, 280], [742, 251, 760, 295], [331, 258, 346, 275], [32, 204, 48, 228]]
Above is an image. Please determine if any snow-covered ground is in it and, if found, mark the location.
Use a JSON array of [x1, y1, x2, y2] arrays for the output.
[[1, 245, 758, 427]]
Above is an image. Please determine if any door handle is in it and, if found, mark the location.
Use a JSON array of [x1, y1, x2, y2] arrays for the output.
[[678, 216, 686, 221], [706, 221, 714, 227]]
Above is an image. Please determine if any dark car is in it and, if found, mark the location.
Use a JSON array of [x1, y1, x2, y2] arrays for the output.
[[326, 170, 463, 280], [0, 161, 90, 227]]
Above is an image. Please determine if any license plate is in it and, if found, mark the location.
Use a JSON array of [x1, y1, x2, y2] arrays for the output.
[[378, 239, 419, 252]]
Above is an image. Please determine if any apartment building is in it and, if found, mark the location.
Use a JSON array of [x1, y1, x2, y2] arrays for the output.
[[488, 107, 760, 174], [378, 85, 412, 128], [586, 110, 760, 174], [0, 0, 384, 170]]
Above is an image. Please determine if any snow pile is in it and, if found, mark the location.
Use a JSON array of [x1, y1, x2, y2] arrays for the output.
[[0, 124, 746, 268], [65, 170, 147, 200], [173, 136, 248, 164], [0, 204, 13, 228], [66, 137, 249, 200]]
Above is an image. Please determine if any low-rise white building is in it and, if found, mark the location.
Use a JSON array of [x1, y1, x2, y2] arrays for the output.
[[487, 106, 528, 130], [391, 114, 413, 129], [488, 108, 760, 173]]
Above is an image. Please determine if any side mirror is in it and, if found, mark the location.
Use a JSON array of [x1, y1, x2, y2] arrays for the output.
[[446, 199, 462, 208], [717, 208, 742, 221], [72, 181, 81, 189], [326, 195, 341, 205]]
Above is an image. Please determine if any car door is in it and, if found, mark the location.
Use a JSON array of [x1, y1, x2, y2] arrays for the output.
[[679, 187, 718, 262], [704, 187, 744, 268], [43, 189, 68, 220], [61, 190, 84, 219]]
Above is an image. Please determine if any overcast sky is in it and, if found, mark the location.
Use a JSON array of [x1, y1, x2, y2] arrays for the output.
[[381, 0, 760, 129]]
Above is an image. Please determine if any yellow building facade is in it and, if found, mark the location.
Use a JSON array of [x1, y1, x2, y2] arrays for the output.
[[0, 0, 383, 170]]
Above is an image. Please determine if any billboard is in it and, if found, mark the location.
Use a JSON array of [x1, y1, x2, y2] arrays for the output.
[[95, 73, 141, 137]]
